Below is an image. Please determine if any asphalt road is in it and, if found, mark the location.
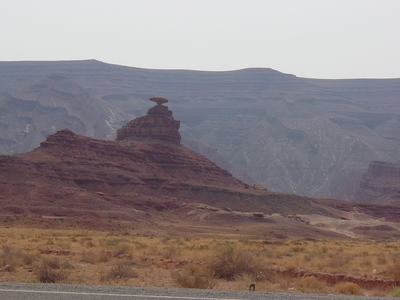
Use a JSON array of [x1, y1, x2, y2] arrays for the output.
[[0, 282, 394, 300]]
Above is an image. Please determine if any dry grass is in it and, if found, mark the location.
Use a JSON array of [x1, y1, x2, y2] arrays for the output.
[[103, 261, 138, 281], [333, 282, 362, 295], [1, 226, 400, 296], [35, 257, 71, 283], [209, 244, 258, 280], [172, 263, 214, 289]]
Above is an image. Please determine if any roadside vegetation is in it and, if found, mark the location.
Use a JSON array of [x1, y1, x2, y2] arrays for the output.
[[1, 226, 400, 296]]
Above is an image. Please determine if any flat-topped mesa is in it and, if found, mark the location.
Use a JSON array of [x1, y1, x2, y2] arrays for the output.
[[116, 97, 181, 144]]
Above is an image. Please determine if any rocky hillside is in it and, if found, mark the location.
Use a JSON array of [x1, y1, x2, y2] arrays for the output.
[[2, 99, 400, 239], [354, 161, 400, 205], [1, 60, 400, 202], [0, 102, 333, 227]]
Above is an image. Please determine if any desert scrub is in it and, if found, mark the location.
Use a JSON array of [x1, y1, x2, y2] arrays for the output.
[[81, 250, 97, 264], [114, 243, 132, 256], [391, 286, 400, 297], [172, 263, 214, 289], [208, 245, 258, 280], [161, 245, 179, 259], [105, 261, 138, 280], [0, 246, 22, 272], [334, 282, 362, 295], [35, 257, 71, 283], [297, 276, 328, 294], [0, 245, 39, 272], [386, 260, 400, 280]]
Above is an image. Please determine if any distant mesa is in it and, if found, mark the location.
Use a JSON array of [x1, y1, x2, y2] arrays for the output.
[[116, 97, 181, 144]]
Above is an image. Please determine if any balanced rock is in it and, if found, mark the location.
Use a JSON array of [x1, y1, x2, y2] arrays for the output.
[[149, 96, 168, 105], [116, 97, 181, 144]]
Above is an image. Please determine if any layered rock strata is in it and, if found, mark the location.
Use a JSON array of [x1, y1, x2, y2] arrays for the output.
[[354, 161, 400, 204], [116, 97, 181, 144]]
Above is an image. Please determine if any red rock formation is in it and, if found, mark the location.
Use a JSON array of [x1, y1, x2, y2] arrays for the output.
[[354, 161, 400, 204], [116, 98, 181, 144], [0, 98, 249, 220]]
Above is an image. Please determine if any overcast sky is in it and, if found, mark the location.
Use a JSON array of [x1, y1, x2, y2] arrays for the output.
[[1, 0, 399, 79]]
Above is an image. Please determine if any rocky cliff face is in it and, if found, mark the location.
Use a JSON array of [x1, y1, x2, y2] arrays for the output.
[[354, 161, 400, 204], [0, 73, 129, 154]]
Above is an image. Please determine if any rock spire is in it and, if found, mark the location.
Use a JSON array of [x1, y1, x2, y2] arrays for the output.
[[116, 97, 181, 144]]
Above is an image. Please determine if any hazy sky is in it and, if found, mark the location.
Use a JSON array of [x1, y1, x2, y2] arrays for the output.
[[1, 0, 399, 79]]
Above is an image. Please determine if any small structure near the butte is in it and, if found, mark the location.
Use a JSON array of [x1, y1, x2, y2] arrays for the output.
[[116, 97, 181, 144]]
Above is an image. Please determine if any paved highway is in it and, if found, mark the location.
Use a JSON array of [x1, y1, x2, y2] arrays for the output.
[[0, 282, 394, 299]]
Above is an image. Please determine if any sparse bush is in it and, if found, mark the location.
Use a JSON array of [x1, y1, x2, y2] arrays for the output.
[[161, 245, 179, 259], [327, 253, 352, 269], [100, 238, 128, 248], [107, 261, 138, 280], [360, 258, 372, 267], [377, 256, 387, 265], [297, 276, 328, 293], [291, 246, 305, 253], [0, 246, 38, 271], [208, 245, 257, 280], [172, 263, 214, 289], [21, 250, 40, 266], [86, 241, 96, 248], [79, 237, 93, 247], [334, 282, 362, 295], [0, 246, 21, 272], [303, 254, 313, 262], [35, 257, 70, 283], [134, 241, 147, 249], [44, 257, 62, 269], [391, 286, 400, 297], [387, 261, 400, 280], [114, 243, 131, 256], [81, 250, 96, 264], [98, 249, 110, 263]]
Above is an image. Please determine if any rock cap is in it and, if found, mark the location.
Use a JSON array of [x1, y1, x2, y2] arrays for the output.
[[149, 97, 168, 105]]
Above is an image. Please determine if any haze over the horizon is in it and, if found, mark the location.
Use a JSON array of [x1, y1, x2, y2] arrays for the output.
[[1, 0, 399, 79]]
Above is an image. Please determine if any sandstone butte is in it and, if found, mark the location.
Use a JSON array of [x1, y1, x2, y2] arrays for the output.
[[0, 97, 261, 223], [116, 96, 181, 144]]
